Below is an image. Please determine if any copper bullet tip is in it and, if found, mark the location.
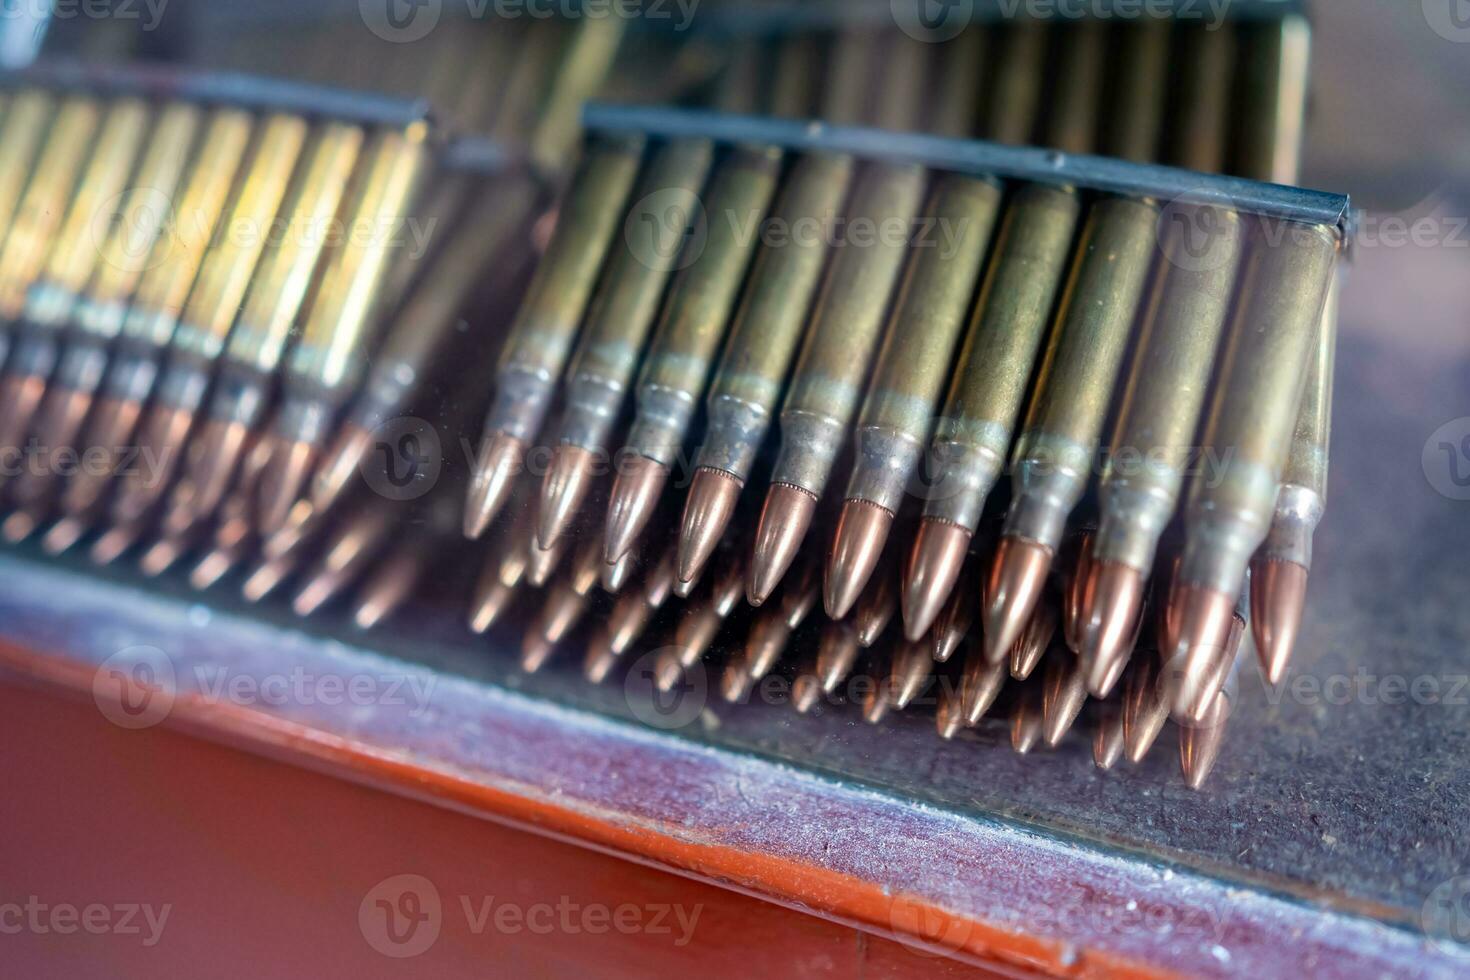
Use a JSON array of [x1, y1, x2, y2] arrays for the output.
[[791, 673, 822, 714], [139, 535, 188, 578], [1011, 689, 1043, 754], [1063, 532, 1095, 653], [854, 564, 898, 649], [521, 633, 555, 674], [961, 650, 1008, 726], [62, 394, 143, 516], [1179, 696, 1229, 790], [166, 417, 252, 535], [1250, 557, 1308, 686], [9, 384, 95, 506], [1079, 560, 1145, 698], [674, 606, 722, 669], [982, 536, 1054, 664], [42, 517, 87, 555], [2, 509, 41, 544], [583, 635, 618, 684], [190, 548, 239, 591], [536, 444, 597, 550], [112, 401, 198, 524], [604, 454, 668, 565], [936, 688, 964, 740], [1041, 654, 1087, 748], [743, 614, 791, 681], [930, 569, 975, 664], [676, 467, 742, 587], [539, 582, 588, 644], [653, 651, 685, 693], [608, 591, 652, 655], [1164, 583, 1236, 723], [1123, 658, 1168, 764], [901, 519, 970, 642], [312, 423, 373, 513], [256, 437, 317, 537], [747, 482, 818, 606], [720, 659, 754, 703], [463, 431, 525, 540], [526, 536, 566, 588], [817, 622, 861, 694], [0, 371, 47, 476], [601, 549, 637, 594], [469, 578, 514, 634], [242, 554, 295, 603], [890, 639, 932, 710], [824, 498, 894, 620], [1009, 600, 1057, 681], [1093, 708, 1125, 770], [90, 522, 142, 566]]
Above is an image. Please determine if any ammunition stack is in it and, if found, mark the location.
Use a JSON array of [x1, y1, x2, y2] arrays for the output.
[[464, 101, 1346, 790], [0, 2, 1347, 791]]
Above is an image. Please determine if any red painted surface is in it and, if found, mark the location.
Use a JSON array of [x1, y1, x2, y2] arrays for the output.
[[0, 680, 1017, 979]]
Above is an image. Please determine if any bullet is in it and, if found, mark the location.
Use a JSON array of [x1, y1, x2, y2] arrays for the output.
[[9, 103, 202, 514], [748, 161, 925, 602], [1251, 270, 1338, 686], [313, 179, 538, 513], [1177, 624, 1244, 788], [464, 133, 645, 539], [1009, 596, 1058, 682], [960, 642, 1008, 726], [1062, 529, 1094, 654], [1166, 217, 1337, 720], [1010, 684, 1044, 754], [673, 552, 744, 669], [256, 125, 430, 534], [469, 556, 517, 635], [0, 95, 103, 461], [1166, 24, 1236, 174], [0, 98, 148, 492], [1093, 703, 1126, 770], [861, 662, 891, 725], [927, 28, 988, 139], [1234, 15, 1312, 185], [904, 185, 1080, 640], [743, 553, 819, 679], [1102, 20, 1171, 163], [888, 638, 933, 711], [537, 138, 714, 550], [827, 174, 1003, 618], [853, 553, 899, 649], [986, 20, 1047, 146], [1043, 18, 1108, 155], [675, 151, 855, 588], [59, 110, 254, 524], [1040, 650, 1087, 747], [606, 545, 677, 656], [526, 533, 571, 588], [101, 112, 310, 531], [157, 122, 366, 537], [0, 90, 54, 255], [930, 557, 976, 664], [1080, 202, 1243, 697], [816, 621, 861, 695], [584, 636, 619, 684], [981, 196, 1159, 663], [352, 543, 427, 629], [790, 662, 823, 715], [936, 682, 965, 740], [292, 506, 394, 617]]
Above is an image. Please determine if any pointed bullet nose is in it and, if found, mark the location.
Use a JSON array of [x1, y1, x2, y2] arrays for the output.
[[1251, 557, 1308, 686], [676, 467, 742, 587], [982, 536, 1054, 664], [1041, 654, 1087, 747], [256, 437, 317, 537], [1063, 531, 1095, 653], [2, 509, 40, 544], [1011, 688, 1043, 754], [1179, 697, 1229, 790], [312, 423, 373, 512], [1080, 560, 1145, 698], [824, 498, 894, 620], [463, 432, 525, 539], [1123, 656, 1169, 764], [890, 639, 932, 710], [792, 673, 822, 714], [604, 454, 669, 565], [42, 516, 87, 555], [960, 651, 1007, 726], [521, 633, 555, 673], [1093, 707, 1125, 770], [747, 482, 818, 606], [1008, 599, 1057, 681], [601, 549, 637, 594], [744, 614, 791, 681], [526, 536, 566, 588], [537, 444, 597, 550], [1164, 583, 1237, 723], [584, 636, 618, 684], [854, 568, 898, 649], [817, 622, 861, 694], [469, 578, 514, 634], [901, 519, 971, 642], [608, 591, 652, 655]]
